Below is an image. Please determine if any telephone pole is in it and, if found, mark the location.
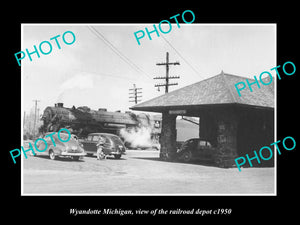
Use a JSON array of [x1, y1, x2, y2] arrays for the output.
[[129, 84, 142, 104], [33, 99, 40, 137], [154, 52, 180, 93]]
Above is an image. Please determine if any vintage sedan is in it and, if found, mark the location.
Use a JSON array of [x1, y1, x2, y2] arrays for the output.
[[176, 138, 236, 167], [35, 132, 86, 160], [80, 133, 126, 159]]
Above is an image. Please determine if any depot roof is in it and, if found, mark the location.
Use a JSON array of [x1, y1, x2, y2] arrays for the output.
[[131, 71, 274, 112]]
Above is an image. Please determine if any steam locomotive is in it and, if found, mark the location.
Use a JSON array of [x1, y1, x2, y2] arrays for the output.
[[40, 103, 161, 138]]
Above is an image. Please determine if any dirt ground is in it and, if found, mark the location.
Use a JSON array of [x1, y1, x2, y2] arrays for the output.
[[22, 149, 275, 195]]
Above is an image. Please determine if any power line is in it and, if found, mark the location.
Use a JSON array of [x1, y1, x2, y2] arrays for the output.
[[87, 26, 152, 81], [161, 35, 204, 79], [91, 71, 139, 81]]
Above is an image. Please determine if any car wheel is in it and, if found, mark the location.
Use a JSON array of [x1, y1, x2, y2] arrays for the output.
[[182, 151, 192, 162], [114, 154, 121, 159], [49, 150, 56, 160]]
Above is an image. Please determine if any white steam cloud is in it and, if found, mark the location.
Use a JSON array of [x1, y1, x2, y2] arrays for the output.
[[60, 73, 94, 90], [56, 72, 94, 103], [120, 127, 157, 149]]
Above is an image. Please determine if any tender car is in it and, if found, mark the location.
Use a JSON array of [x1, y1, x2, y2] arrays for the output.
[[80, 133, 126, 159], [35, 132, 86, 160], [176, 138, 235, 167]]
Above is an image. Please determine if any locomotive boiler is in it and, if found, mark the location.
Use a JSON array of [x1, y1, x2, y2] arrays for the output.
[[40, 103, 159, 138]]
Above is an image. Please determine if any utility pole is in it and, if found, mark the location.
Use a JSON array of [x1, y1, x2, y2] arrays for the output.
[[129, 84, 142, 104], [33, 99, 40, 138], [154, 52, 180, 93]]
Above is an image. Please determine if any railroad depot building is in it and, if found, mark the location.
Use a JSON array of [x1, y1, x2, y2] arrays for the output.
[[131, 71, 274, 167]]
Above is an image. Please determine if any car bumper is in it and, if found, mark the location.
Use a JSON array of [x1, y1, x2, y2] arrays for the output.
[[84, 151, 125, 155], [109, 151, 125, 155], [60, 152, 86, 156]]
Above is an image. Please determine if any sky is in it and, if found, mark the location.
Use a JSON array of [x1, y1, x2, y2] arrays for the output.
[[22, 24, 276, 115]]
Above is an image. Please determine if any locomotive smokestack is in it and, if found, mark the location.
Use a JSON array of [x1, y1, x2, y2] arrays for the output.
[[56, 103, 64, 108]]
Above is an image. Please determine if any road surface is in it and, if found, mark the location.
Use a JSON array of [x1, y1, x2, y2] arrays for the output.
[[22, 149, 275, 195]]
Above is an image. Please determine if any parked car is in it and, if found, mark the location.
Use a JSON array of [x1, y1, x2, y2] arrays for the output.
[[176, 138, 235, 167], [80, 133, 126, 159], [35, 132, 86, 160]]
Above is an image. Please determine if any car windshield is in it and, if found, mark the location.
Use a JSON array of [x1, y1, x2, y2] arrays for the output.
[[59, 133, 72, 141]]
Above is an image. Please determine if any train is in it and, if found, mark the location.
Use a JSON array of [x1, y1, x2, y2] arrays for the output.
[[39, 102, 161, 139], [39, 103, 199, 150]]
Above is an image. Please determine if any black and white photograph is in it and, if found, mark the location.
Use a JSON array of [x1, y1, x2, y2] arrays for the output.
[[4, 6, 298, 221], [21, 23, 276, 195]]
